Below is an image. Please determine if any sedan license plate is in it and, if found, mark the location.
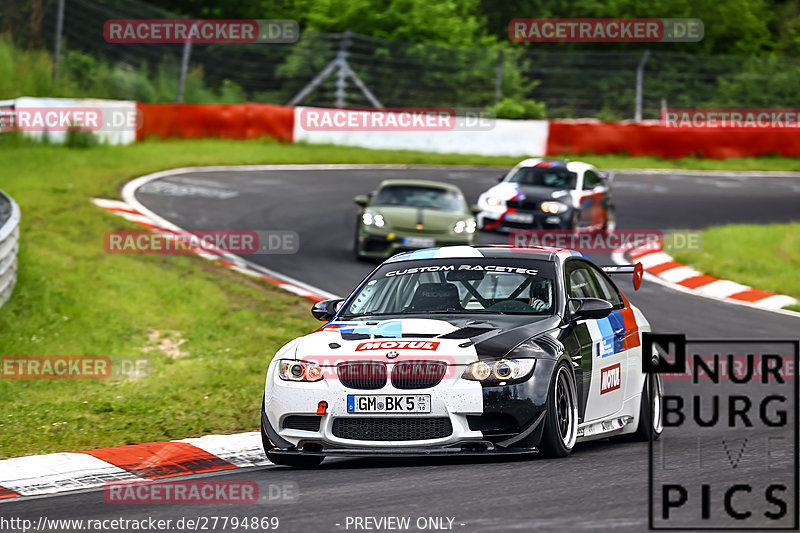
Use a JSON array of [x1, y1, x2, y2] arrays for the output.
[[402, 236, 436, 248], [505, 212, 534, 224], [347, 395, 431, 414]]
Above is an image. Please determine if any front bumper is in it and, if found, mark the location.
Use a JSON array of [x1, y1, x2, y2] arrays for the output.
[[357, 227, 475, 258], [477, 209, 573, 231], [264, 369, 485, 449], [263, 358, 554, 453], [266, 442, 538, 458]]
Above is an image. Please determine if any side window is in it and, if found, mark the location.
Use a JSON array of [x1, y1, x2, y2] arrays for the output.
[[588, 267, 624, 309], [565, 261, 603, 300], [582, 170, 600, 190]]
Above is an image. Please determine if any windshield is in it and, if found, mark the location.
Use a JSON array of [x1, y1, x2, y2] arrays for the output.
[[372, 185, 466, 211], [341, 258, 557, 316], [507, 167, 576, 189]]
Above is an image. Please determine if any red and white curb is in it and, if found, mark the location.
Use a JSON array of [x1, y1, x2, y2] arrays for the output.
[[92, 198, 336, 303], [613, 240, 798, 316], [0, 432, 270, 500]]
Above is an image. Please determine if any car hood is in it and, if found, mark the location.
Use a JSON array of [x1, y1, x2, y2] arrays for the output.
[[484, 182, 575, 206], [286, 315, 563, 365], [368, 205, 469, 232]]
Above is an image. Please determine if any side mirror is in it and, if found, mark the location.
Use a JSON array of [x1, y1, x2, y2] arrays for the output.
[[497, 174, 506, 182], [311, 298, 345, 321], [570, 298, 613, 320], [354, 195, 368, 207], [470, 204, 481, 215]]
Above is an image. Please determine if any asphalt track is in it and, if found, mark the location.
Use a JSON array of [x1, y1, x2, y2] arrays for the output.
[[4, 168, 800, 532]]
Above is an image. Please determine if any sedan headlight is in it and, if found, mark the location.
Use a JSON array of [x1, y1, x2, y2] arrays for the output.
[[453, 219, 477, 234], [462, 358, 535, 385], [362, 210, 385, 228], [540, 201, 568, 214], [486, 196, 503, 207], [279, 359, 324, 382]]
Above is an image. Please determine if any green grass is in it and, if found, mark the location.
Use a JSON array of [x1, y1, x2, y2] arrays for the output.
[[2, 138, 800, 459], [671, 224, 800, 312]]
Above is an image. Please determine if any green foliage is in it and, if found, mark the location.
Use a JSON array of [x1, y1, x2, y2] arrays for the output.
[[64, 128, 99, 149], [492, 97, 547, 120]]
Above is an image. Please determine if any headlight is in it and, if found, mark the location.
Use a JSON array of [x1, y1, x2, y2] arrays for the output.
[[462, 358, 535, 385], [362, 210, 385, 228], [486, 196, 503, 207], [540, 201, 567, 214], [279, 359, 324, 382], [453, 219, 477, 234]]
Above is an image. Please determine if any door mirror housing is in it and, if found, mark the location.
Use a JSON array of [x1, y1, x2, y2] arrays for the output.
[[470, 204, 481, 215], [311, 298, 345, 321], [354, 195, 369, 208], [570, 298, 614, 320], [497, 174, 506, 182]]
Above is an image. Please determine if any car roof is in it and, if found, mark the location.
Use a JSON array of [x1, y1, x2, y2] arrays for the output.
[[377, 179, 463, 193], [385, 245, 589, 264], [512, 158, 596, 174]]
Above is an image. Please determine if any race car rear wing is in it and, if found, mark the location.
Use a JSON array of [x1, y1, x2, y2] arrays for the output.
[[602, 262, 644, 290]]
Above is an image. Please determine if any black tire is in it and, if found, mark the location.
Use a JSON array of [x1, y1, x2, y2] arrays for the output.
[[603, 205, 616, 230], [539, 361, 578, 458], [567, 211, 580, 230], [354, 216, 364, 260], [628, 374, 664, 441]]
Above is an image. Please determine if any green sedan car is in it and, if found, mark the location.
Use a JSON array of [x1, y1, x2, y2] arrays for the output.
[[354, 179, 478, 260]]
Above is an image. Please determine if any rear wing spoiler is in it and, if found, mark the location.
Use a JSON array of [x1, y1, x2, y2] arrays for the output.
[[602, 263, 644, 290]]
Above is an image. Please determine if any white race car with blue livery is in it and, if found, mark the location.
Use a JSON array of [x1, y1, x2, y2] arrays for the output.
[[261, 246, 662, 467]]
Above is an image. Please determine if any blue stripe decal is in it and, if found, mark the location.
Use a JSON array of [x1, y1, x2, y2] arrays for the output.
[[608, 310, 626, 353], [386, 248, 440, 262], [596, 316, 615, 357]]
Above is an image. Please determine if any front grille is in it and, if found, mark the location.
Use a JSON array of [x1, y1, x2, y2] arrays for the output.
[[506, 200, 540, 211], [282, 415, 321, 432], [332, 417, 453, 441], [391, 360, 447, 389], [337, 361, 387, 390]]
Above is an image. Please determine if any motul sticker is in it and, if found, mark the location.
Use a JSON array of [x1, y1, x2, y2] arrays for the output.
[[600, 363, 621, 394], [355, 341, 440, 351]]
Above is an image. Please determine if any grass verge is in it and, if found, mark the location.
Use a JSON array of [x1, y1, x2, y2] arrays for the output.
[[1, 138, 799, 459], [671, 224, 800, 312]]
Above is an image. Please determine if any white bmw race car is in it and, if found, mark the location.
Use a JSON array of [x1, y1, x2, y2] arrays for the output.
[[261, 246, 662, 467], [476, 159, 615, 231]]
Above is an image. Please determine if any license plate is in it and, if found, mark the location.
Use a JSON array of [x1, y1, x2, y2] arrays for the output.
[[402, 236, 436, 248], [347, 395, 431, 414], [505, 212, 534, 224]]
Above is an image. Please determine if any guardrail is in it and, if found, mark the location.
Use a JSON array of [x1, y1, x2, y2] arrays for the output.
[[0, 189, 20, 310]]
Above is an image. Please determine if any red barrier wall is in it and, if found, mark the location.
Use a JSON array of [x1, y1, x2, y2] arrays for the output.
[[136, 103, 295, 142], [546, 120, 800, 159]]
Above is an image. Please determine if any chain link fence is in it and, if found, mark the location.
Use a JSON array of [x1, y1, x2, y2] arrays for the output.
[[4, 0, 800, 119]]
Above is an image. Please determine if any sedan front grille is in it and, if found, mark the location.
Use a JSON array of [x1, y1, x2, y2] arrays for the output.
[[337, 361, 387, 390], [505, 199, 541, 211], [391, 360, 447, 389], [332, 417, 453, 441]]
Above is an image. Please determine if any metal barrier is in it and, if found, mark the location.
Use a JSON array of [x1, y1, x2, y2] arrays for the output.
[[0, 189, 20, 310]]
